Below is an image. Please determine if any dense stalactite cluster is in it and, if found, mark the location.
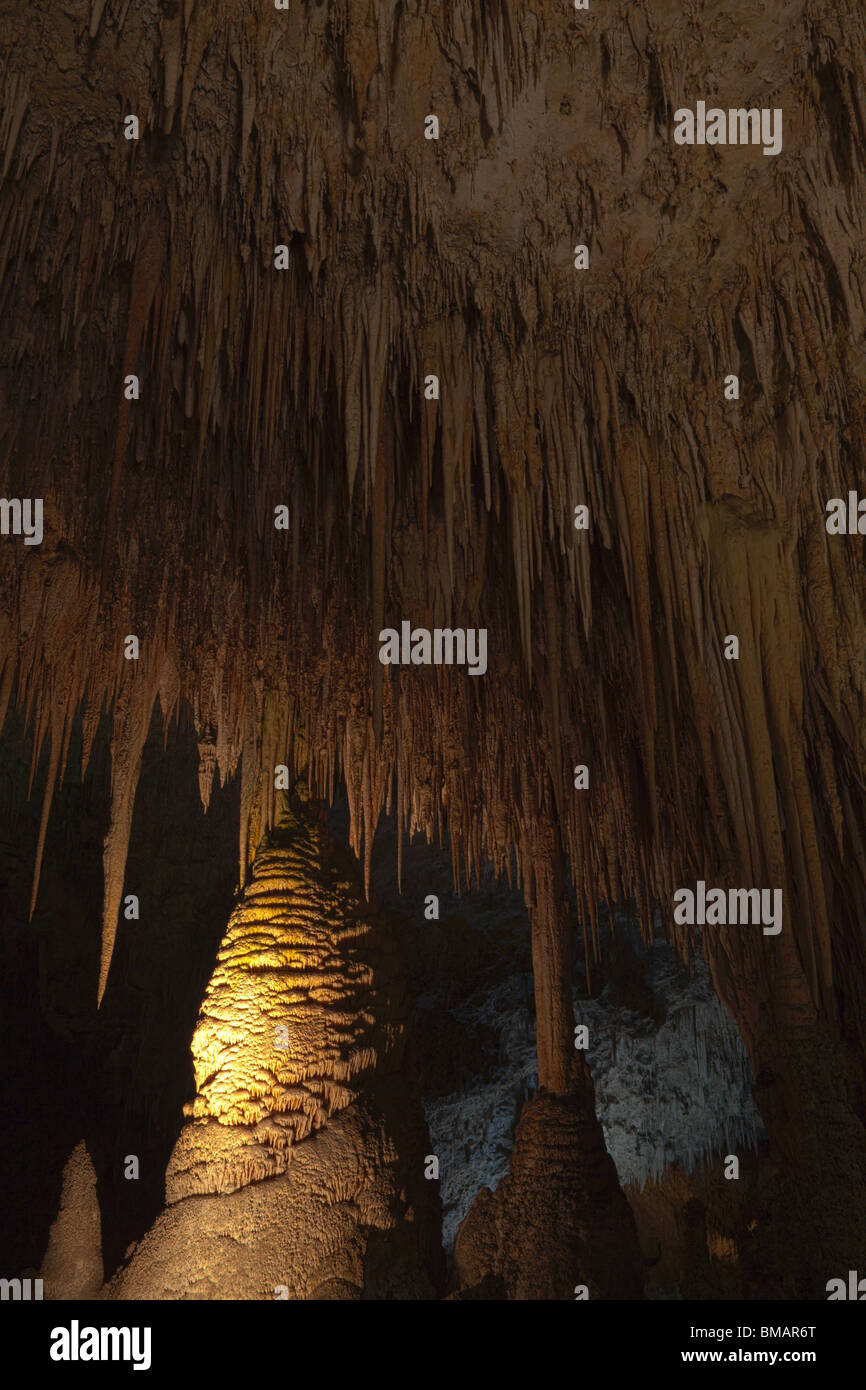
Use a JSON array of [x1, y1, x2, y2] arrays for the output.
[[2, 0, 866, 1247]]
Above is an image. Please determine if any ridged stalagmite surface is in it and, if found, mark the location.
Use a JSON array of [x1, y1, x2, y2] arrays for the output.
[[112, 1099, 442, 1300], [111, 792, 442, 1298], [168, 791, 404, 1199]]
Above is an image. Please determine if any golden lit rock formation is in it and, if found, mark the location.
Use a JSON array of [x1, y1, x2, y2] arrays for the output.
[[168, 789, 404, 1198], [111, 790, 442, 1298]]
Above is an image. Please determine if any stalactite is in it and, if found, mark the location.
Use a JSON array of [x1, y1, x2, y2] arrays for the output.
[[0, 0, 863, 1093]]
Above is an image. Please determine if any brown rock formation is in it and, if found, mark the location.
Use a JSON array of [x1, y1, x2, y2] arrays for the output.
[[40, 1140, 104, 1300], [111, 1098, 439, 1301], [169, 791, 402, 1194], [451, 1086, 644, 1300], [109, 790, 442, 1299]]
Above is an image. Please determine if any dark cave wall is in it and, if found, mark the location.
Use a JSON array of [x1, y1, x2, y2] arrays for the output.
[[0, 704, 239, 1278]]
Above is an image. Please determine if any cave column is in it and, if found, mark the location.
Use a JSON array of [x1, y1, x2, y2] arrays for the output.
[[528, 806, 576, 1094], [453, 794, 644, 1298]]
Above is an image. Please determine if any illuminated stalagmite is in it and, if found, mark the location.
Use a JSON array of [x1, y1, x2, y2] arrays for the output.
[[2, 0, 866, 1296], [110, 792, 442, 1298]]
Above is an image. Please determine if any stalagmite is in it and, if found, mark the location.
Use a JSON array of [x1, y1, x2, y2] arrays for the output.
[[110, 790, 442, 1299], [451, 1091, 645, 1301], [172, 789, 397, 1191], [41, 1141, 104, 1300]]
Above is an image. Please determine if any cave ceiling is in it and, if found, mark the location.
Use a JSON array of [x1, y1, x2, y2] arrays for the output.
[[0, 0, 864, 1043]]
